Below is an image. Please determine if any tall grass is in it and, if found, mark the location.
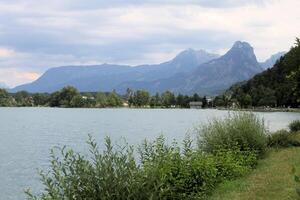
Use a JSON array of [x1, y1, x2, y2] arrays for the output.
[[289, 120, 300, 132], [197, 112, 267, 157], [26, 113, 264, 200]]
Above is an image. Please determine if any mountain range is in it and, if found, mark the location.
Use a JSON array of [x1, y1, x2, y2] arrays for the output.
[[11, 41, 285, 95]]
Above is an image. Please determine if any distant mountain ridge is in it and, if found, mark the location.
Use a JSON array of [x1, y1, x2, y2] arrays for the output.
[[184, 41, 263, 94], [11, 49, 219, 93], [260, 51, 286, 69], [125, 41, 264, 95], [11, 41, 284, 95]]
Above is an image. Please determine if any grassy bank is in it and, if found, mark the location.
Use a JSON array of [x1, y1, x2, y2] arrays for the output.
[[217, 107, 300, 113], [209, 147, 300, 200]]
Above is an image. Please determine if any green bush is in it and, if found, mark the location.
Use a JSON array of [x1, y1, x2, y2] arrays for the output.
[[268, 129, 291, 148], [26, 135, 260, 200], [212, 146, 258, 180], [197, 112, 267, 156], [289, 120, 300, 132], [138, 136, 219, 199], [268, 129, 300, 148], [26, 136, 142, 200], [26, 136, 221, 200], [27, 113, 265, 200]]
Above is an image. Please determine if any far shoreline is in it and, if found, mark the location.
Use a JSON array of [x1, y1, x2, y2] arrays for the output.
[[1, 106, 300, 113], [217, 107, 300, 113]]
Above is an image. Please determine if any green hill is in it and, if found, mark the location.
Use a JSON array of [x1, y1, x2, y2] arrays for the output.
[[220, 39, 300, 108]]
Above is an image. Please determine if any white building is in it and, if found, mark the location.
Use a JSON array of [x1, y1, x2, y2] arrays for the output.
[[189, 101, 203, 109]]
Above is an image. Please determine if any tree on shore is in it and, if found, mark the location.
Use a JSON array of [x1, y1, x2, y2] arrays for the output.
[[202, 96, 208, 108], [1, 86, 209, 109], [128, 90, 150, 107], [0, 89, 13, 106], [150, 93, 161, 108], [49, 86, 79, 107], [161, 91, 176, 108]]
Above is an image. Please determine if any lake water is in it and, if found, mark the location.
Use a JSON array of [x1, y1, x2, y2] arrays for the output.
[[0, 107, 300, 199]]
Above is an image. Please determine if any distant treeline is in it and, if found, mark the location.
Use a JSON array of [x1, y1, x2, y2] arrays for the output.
[[0, 87, 210, 108]]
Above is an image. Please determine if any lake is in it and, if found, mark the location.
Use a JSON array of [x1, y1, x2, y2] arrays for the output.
[[0, 107, 300, 199]]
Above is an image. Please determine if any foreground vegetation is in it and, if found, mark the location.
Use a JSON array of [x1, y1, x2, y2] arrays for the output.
[[209, 147, 300, 200], [209, 120, 300, 200], [26, 113, 299, 199], [26, 116, 300, 199]]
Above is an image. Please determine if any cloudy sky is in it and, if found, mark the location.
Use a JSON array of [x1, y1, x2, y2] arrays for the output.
[[0, 0, 299, 87]]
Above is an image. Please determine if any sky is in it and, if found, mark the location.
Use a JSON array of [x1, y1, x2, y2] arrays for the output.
[[0, 0, 299, 87]]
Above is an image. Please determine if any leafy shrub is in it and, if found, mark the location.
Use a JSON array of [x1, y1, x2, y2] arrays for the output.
[[268, 129, 292, 148], [26, 136, 142, 200], [27, 113, 265, 200], [213, 146, 258, 180], [197, 112, 267, 156], [26, 136, 221, 200], [268, 129, 300, 148], [289, 120, 300, 132], [27, 135, 260, 200], [138, 136, 219, 199]]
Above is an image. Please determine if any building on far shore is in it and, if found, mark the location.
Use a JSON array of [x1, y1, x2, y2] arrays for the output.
[[189, 101, 203, 109]]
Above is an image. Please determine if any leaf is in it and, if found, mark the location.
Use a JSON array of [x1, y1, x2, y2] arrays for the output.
[[295, 175, 300, 183], [296, 188, 300, 197], [292, 166, 296, 174]]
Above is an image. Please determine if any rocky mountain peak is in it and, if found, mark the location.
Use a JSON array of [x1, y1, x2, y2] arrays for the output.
[[224, 41, 258, 64], [172, 48, 219, 65]]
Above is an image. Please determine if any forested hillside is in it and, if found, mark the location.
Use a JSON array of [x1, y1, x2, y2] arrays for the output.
[[219, 39, 300, 108]]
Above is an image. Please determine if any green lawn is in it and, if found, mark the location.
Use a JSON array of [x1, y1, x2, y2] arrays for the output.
[[209, 147, 300, 200]]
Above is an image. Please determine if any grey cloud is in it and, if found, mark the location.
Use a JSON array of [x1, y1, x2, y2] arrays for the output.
[[0, 0, 271, 9], [0, 0, 290, 87], [0, 28, 238, 69], [0, 1, 239, 68], [62, 0, 270, 9]]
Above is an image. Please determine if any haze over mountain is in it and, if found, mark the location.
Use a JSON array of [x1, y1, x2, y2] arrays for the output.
[[260, 51, 286, 69], [182, 41, 264, 94], [124, 41, 264, 95], [11, 49, 219, 93], [0, 82, 8, 89], [11, 41, 282, 95]]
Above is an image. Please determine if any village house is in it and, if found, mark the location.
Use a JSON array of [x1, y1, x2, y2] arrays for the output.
[[189, 101, 203, 109]]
